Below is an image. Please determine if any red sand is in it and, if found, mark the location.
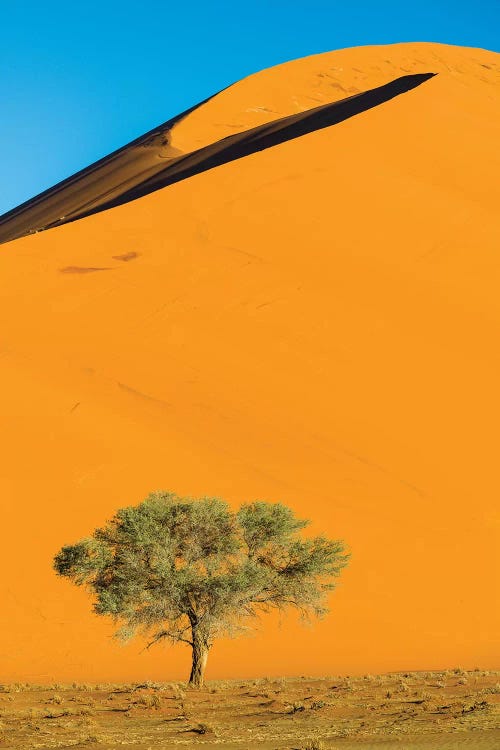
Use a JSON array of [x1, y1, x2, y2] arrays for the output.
[[0, 43, 499, 682]]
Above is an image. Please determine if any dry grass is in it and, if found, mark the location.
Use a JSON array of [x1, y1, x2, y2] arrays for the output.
[[0, 670, 498, 748]]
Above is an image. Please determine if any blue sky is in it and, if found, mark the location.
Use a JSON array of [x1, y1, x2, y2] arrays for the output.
[[1, 1, 499, 215]]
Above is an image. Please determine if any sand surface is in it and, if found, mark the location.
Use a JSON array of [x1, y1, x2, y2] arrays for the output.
[[0, 71, 435, 243], [1, 671, 499, 749], [2, 42, 498, 243], [0, 43, 499, 683]]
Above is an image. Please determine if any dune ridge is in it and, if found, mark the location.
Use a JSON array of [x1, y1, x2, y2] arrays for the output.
[[0, 73, 434, 244], [2, 41, 499, 246]]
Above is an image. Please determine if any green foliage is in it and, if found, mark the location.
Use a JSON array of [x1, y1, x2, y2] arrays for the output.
[[54, 492, 349, 661]]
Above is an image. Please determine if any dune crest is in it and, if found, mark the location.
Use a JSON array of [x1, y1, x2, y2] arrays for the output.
[[1, 42, 498, 245], [0, 73, 435, 243]]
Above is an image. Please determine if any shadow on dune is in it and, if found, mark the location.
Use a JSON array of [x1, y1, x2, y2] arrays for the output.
[[0, 90, 221, 246], [0, 73, 435, 245]]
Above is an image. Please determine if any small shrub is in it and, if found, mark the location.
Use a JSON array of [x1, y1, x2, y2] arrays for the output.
[[148, 693, 161, 710], [135, 693, 161, 709], [302, 741, 325, 750], [71, 683, 92, 691], [310, 700, 326, 710], [462, 700, 490, 714], [134, 680, 161, 691], [417, 690, 432, 701], [3, 684, 23, 693], [47, 694, 63, 705], [191, 722, 215, 735], [77, 707, 94, 716], [334, 727, 355, 738], [44, 709, 71, 719]]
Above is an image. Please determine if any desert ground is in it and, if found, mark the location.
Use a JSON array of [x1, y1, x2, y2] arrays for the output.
[[1, 671, 499, 749]]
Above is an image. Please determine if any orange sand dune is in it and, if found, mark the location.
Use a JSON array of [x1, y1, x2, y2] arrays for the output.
[[0, 73, 434, 244], [171, 41, 500, 149], [0, 42, 499, 683], [2, 42, 497, 245]]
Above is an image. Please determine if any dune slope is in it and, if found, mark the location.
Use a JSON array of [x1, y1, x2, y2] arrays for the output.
[[0, 73, 435, 243], [0, 43, 499, 682]]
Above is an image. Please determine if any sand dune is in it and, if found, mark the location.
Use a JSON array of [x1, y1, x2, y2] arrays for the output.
[[170, 41, 500, 149], [0, 73, 434, 243], [3, 40, 499, 244], [0, 42, 499, 683]]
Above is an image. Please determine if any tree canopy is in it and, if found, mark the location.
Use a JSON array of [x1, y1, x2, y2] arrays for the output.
[[54, 492, 349, 686]]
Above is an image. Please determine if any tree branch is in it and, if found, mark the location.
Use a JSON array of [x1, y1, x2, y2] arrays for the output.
[[143, 628, 193, 651]]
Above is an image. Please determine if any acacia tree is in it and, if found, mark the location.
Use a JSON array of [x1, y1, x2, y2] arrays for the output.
[[54, 492, 349, 687]]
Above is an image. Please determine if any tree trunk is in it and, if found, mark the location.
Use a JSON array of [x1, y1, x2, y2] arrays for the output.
[[188, 626, 209, 688]]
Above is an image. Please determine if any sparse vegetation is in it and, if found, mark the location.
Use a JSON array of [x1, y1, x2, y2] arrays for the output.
[[54, 492, 349, 687], [46, 693, 63, 704], [191, 721, 215, 734], [135, 693, 161, 709], [0, 671, 498, 748], [302, 741, 325, 750], [310, 699, 327, 709]]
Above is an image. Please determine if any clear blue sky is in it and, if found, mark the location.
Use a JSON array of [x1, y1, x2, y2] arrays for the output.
[[1, 0, 498, 215]]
